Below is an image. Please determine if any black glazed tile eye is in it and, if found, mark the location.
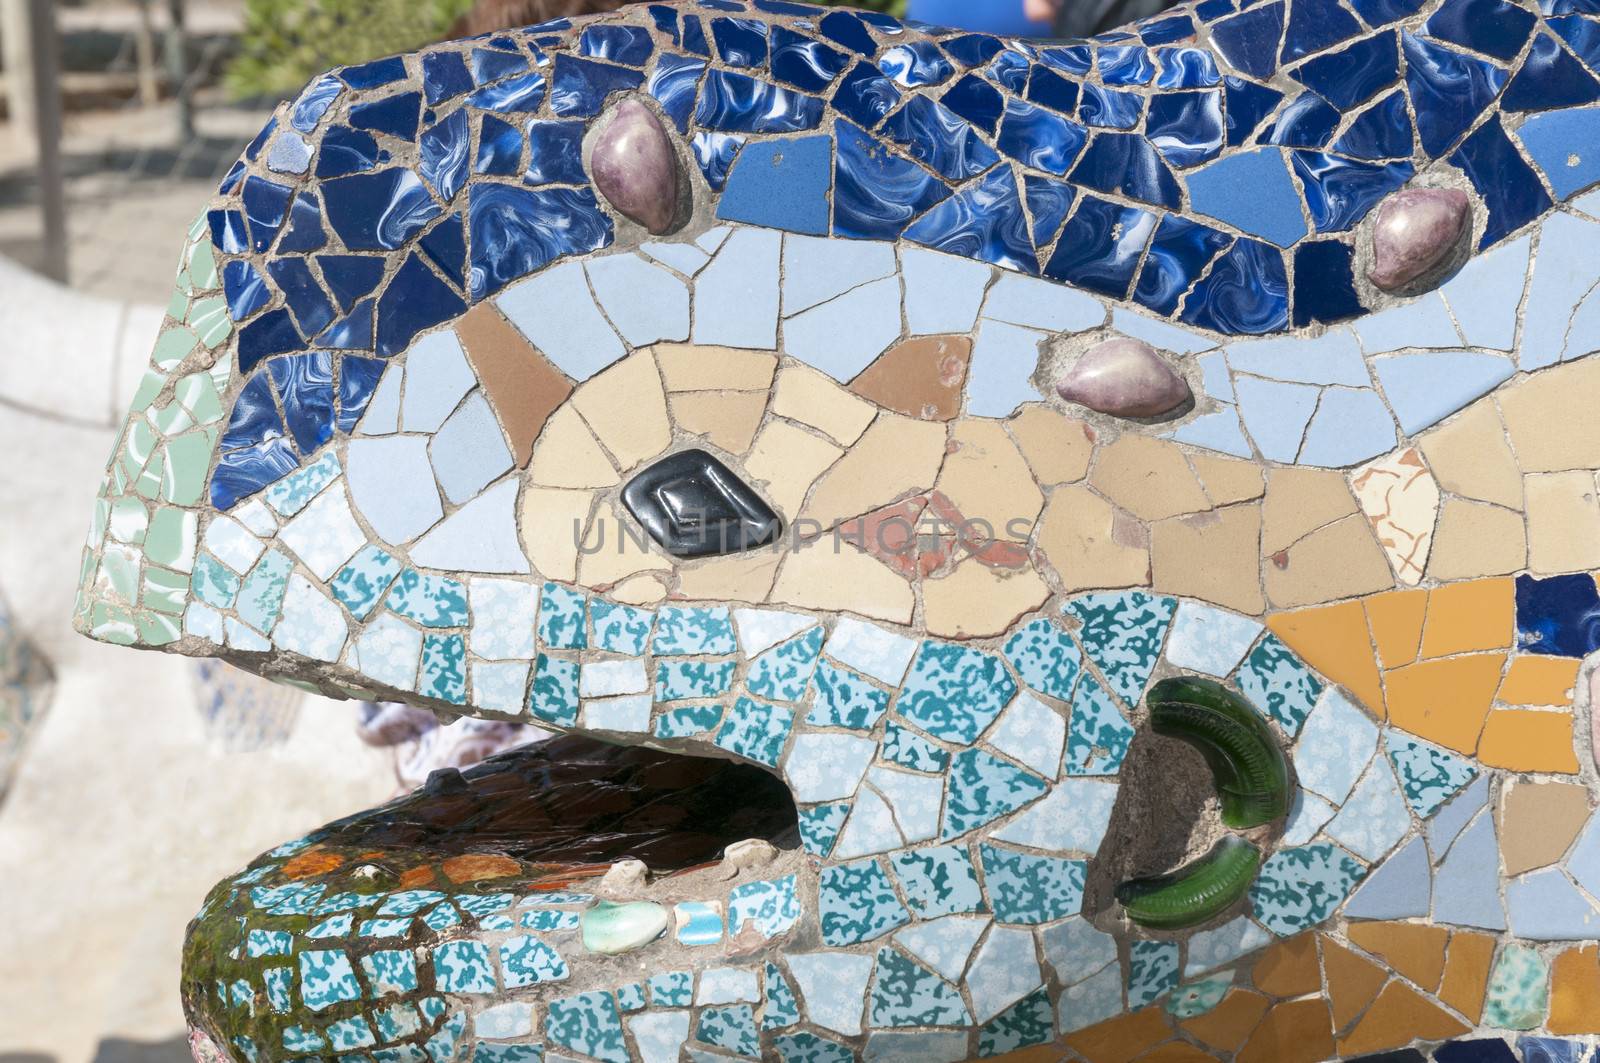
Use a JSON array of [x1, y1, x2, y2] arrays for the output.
[[621, 449, 782, 559]]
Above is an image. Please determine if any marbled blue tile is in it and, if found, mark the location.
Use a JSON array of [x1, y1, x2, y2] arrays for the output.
[[832, 120, 949, 240], [648, 53, 707, 133], [882, 95, 998, 182], [772, 26, 847, 92], [996, 98, 1087, 176], [1043, 195, 1156, 300], [903, 164, 1034, 273], [696, 69, 823, 132], [1404, 33, 1508, 158]]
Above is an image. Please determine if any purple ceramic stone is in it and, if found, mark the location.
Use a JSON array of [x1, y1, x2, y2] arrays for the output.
[[1056, 337, 1192, 419], [1367, 188, 1471, 292], [591, 98, 678, 235]]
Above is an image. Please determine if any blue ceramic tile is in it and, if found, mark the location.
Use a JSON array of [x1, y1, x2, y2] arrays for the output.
[[681, 12, 709, 56], [1425, 0, 1537, 60], [241, 176, 292, 253], [819, 9, 876, 55], [996, 98, 1087, 176], [1070, 131, 1180, 208], [1344, 836, 1432, 920], [715, 696, 793, 766], [579, 24, 653, 65], [265, 259, 333, 338], [473, 115, 520, 176], [1235, 633, 1322, 734], [1434, 1041, 1518, 1063], [1250, 843, 1366, 936], [323, 168, 442, 251], [1180, 238, 1288, 334], [1022, 174, 1073, 248], [980, 844, 1086, 924], [1038, 44, 1091, 76], [881, 95, 998, 181], [1506, 29, 1600, 111], [941, 748, 1048, 839], [340, 55, 405, 89], [266, 352, 334, 453], [373, 253, 464, 358], [1516, 573, 1600, 658], [1222, 75, 1282, 146], [465, 71, 547, 113], [314, 125, 380, 179], [1386, 732, 1477, 817], [1210, 2, 1284, 79], [236, 309, 304, 373], [1507, 869, 1600, 940], [903, 165, 1034, 273], [832, 120, 949, 240], [223, 260, 268, 321], [1043, 195, 1156, 300], [467, 184, 612, 300], [1333, 91, 1414, 159], [1023, 64, 1079, 116], [832, 61, 901, 130], [697, 69, 822, 131], [772, 27, 847, 91], [881, 40, 953, 86], [1098, 43, 1155, 84], [1293, 240, 1364, 327], [897, 641, 1016, 743], [1145, 90, 1224, 168], [1266, 90, 1341, 149], [1519, 106, 1600, 198], [1135, 214, 1231, 315], [275, 193, 325, 253], [1279, 0, 1361, 62], [889, 844, 984, 918], [1403, 33, 1508, 157], [1290, 30, 1399, 108], [1326, 759, 1412, 862], [1372, 352, 1515, 435], [1156, 45, 1221, 87], [1434, 812, 1508, 930], [422, 51, 472, 104], [1298, 387, 1394, 466], [942, 33, 1005, 67], [549, 55, 642, 116], [648, 53, 707, 133], [545, 991, 627, 1063], [691, 131, 745, 191], [1140, 13, 1195, 45], [290, 73, 342, 133], [696, 1005, 758, 1057], [718, 134, 831, 235], [819, 859, 911, 945], [1065, 591, 1176, 707], [350, 91, 420, 140], [1429, 773, 1490, 857], [1128, 940, 1180, 1008], [1186, 149, 1307, 247], [712, 17, 768, 67], [1519, 1040, 1593, 1063], [869, 946, 970, 1027], [1292, 152, 1413, 233]]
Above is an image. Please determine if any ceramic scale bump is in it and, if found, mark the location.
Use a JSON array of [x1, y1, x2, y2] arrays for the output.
[[70, 0, 1600, 1059]]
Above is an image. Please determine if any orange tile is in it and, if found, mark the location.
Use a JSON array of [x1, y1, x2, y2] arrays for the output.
[[1364, 588, 1428, 669], [1266, 603, 1385, 717], [1251, 932, 1323, 998], [1065, 1007, 1174, 1063], [1438, 931, 1498, 1023], [1418, 578, 1515, 659], [1236, 999, 1334, 1063], [1478, 709, 1581, 773], [1498, 655, 1583, 706], [1549, 944, 1600, 1035], [1347, 922, 1450, 992], [1322, 938, 1389, 1032], [1335, 981, 1470, 1056], [1134, 1043, 1221, 1062], [984, 1045, 1068, 1063], [1181, 989, 1271, 1053], [1384, 653, 1506, 754]]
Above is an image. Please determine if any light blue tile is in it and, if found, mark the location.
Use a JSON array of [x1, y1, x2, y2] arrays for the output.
[[967, 320, 1046, 417], [1128, 940, 1180, 1008], [1297, 388, 1397, 467], [894, 915, 989, 982], [866, 766, 940, 843], [1059, 964, 1122, 1033], [652, 605, 735, 655], [714, 696, 793, 766], [273, 575, 347, 662], [1183, 916, 1270, 977], [1233, 376, 1318, 463], [983, 272, 1105, 332], [591, 600, 653, 655], [628, 1011, 689, 1063], [1197, 350, 1233, 401], [400, 330, 475, 433], [1168, 407, 1254, 458], [1521, 211, 1600, 370], [1065, 591, 1176, 707], [346, 436, 444, 544], [1344, 835, 1432, 920], [586, 254, 689, 346], [1326, 758, 1412, 862], [1507, 869, 1600, 941], [901, 246, 991, 336], [1293, 689, 1378, 804], [831, 788, 901, 858], [993, 778, 1119, 853], [581, 694, 651, 731], [819, 859, 910, 946], [497, 260, 625, 382], [1111, 307, 1218, 355], [692, 228, 781, 349], [429, 393, 513, 505], [942, 747, 1048, 839], [1065, 671, 1134, 776], [979, 844, 1086, 925], [863, 1031, 968, 1063], [1386, 731, 1478, 818], [1563, 809, 1600, 900], [785, 276, 903, 382], [1565, 285, 1600, 361], [642, 239, 708, 275], [782, 235, 896, 314], [1372, 351, 1516, 435], [1433, 811, 1507, 931], [1519, 108, 1600, 199], [1002, 617, 1082, 702], [1040, 915, 1117, 985], [1427, 772, 1490, 858], [1165, 602, 1261, 678], [965, 925, 1042, 1024], [728, 875, 800, 941], [1440, 233, 1530, 351], [889, 844, 984, 918], [824, 617, 918, 686], [868, 946, 971, 1027], [1225, 328, 1370, 386], [986, 692, 1066, 778], [1352, 292, 1461, 353], [1187, 149, 1308, 247], [785, 952, 873, 1036]]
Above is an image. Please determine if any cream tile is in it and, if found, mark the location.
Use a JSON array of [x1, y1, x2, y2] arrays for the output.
[[1191, 453, 1266, 505], [743, 418, 843, 518], [935, 420, 1044, 541], [770, 363, 877, 445], [801, 413, 947, 529], [670, 392, 767, 453], [654, 343, 777, 391], [770, 539, 915, 623], [570, 351, 672, 469], [1526, 471, 1600, 573], [1498, 358, 1600, 473], [1427, 498, 1528, 580], [676, 550, 783, 603], [611, 573, 668, 605], [1007, 406, 1094, 485], [922, 556, 1050, 639], [1418, 400, 1523, 509], [1264, 514, 1393, 609], [1152, 504, 1265, 614], [1089, 434, 1212, 521], [528, 406, 619, 488], [518, 486, 595, 582], [1035, 484, 1150, 593], [1262, 467, 1360, 554]]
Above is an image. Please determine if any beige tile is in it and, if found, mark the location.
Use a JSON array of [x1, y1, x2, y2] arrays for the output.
[[1498, 358, 1600, 472], [1350, 447, 1439, 585], [654, 344, 777, 391], [922, 556, 1050, 639], [770, 539, 915, 623], [1035, 484, 1150, 593], [611, 573, 668, 605], [669, 391, 767, 454], [1152, 504, 1265, 614], [743, 419, 843, 518], [1191, 453, 1266, 505], [454, 303, 572, 467], [676, 550, 783, 604], [1498, 779, 1593, 877], [576, 508, 671, 588], [1264, 514, 1393, 609], [528, 406, 620, 488], [935, 420, 1044, 542], [1089, 434, 1212, 521], [1427, 498, 1528, 580], [770, 363, 877, 445], [1526, 471, 1600, 574], [518, 486, 595, 582], [1008, 406, 1095, 485], [802, 413, 947, 529], [1262, 467, 1360, 554], [1418, 400, 1523, 509], [570, 352, 672, 469]]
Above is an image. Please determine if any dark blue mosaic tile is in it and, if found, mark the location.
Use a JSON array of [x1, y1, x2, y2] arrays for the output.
[[1291, 30, 1399, 108], [1425, 0, 1538, 60], [718, 134, 831, 235], [881, 95, 998, 181], [550, 55, 644, 116], [1433, 1040, 1518, 1063], [832, 119, 949, 240], [1156, 45, 1221, 87], [223, 260, 269, 321], [241, 176, 292, 253], [419, 111, 470, 201], [266, 258, 335, 337], [1450, 116, 1554, 248], [208, 208, 247, 254], [713, 17, 769, 67], [1146, 89, 1224, 167], [772, 26, 847, 91], [319, 298, 373, 350], [647, 53, 706, 133], [375, 253, 466, 357], [1141, 13, 1196, 45], [317, 255, 384, 313], [856, 9, 903, 31], [1552, 14, 1600, 66], [524, 121, 587, 184], [1351, 0, 1428, 24], [349, 91, 421, 140], [474, 114, 522, 175], [1504, 30, 1600, 110], [268, 352, 335, 454], [881, 40, 953, 86], [832, 62, 902, 130], [1292, 152, 1413, 233], [580, 24, 654, 66], [467, 184, 613, 300], [1070, 132, 1182, 209], [419, 212, 466, 287], [697, 69, 823, 132], [290, 73, 341, 133], [1211, 2, 1285, 79], [986, 49, 1031, 92], [237, 309, 305, 373], [941, 74, 1003, 133], [1515, 573, 1600, 657], [1023, 174, 1074, 247], [904, 164, 1035, 273], [277, 192, 326, 254], [1348, 1052, 1426, 1063], [1043, 195, 1157, 299], [1079, 84, 1145, 129], [336, 355, 385, 433], [1223, 76, 1283, 145], [753, 0, 822, 12], [217, 159, 245, 195], [1038, 43, 1092, 76], [1196, 0, 1235, 20], [1404, 32, 1509, 156], [211, 438, 299, 510], [997, 98, 1088, 176], [324, 168, 443, 251], [1266, 90, 1342, 149], [222, 374, 284, 450], [341, 55, 406, 89], [1180, 237, 1289, 334], [681, 14, 710, 57], [649, 3, 679, 41], [465, 71, 548, 112], [1024, 65, 1080, 115], [941, 33, 1005, 68], [1280, 0, 1362, 62], [1518, 1037, 1595, 1063], [471, 46, 530, 85], [1098, 44, 1156, 84], [692, 131, 745, 191], [314, 125, 381, 179], [243, 116, 275, 162], [1135, 214, 1232, 315], [820, 10, 876, 56], [421, 51, 473, 105], [1333, 90, 1415, 158], [1293, 239, 1364, 326]]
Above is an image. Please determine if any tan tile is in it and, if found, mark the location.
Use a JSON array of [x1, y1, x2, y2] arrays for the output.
[[1419, 578, 1514, 659], [1036, 484, 1150, 593], [570, 352, 672, 469], [1350, 447, 1439, 585], [1264, 515, 1393, 609], [1499, 654, 1582, 706], [1335, 981, 1468, 1056], [1526, 471, 1600, 573], [1192, 453, 1266, 505], [1426, 497, 1527, 580], [1498, 779, 1593, 876], [576, 509, 671, 588], [769, 538, 915, 623], [1498, 357, 1600, 472], [849, 334, 972, 420], [1267, 602, 1384, 717], [654, 343, 777, 391], [454, 302, 572, 467], [528, 407, 619, 488], [1438, 930, 1496, 1023], [1478, 708, 1581, 773], [1008, 406, 1095, 485], [1321, 938, 1388, 1031], [676, 550, 782, 604], [935, 420, 1044, 542], [1549, 944, 1600, 1035], [1262, 467, 1359, 554], [1151, 504, 1264, 614], [1347, 922, 1450, 992], [1134, 1043, 1216, 1062], [1089, 434, 1212, 521], [923, 556, 1051, 639], [743, 419, 843, 519], [1065, 1007, 1174, 1063], [1365, 589, 1428, 670], [1384, 653, 1506, 754], [1252, 933, 1322, 998], [1179, 988, 1271, 1053], [801, 413, 946, 529], [518, 486, 595, 582], [1235, 999, 1332, 1063], [1418, 399, 1523, 509], [770, 363, 877, 445], [610, 572, 667, 605], [669, 391, 767, 454]]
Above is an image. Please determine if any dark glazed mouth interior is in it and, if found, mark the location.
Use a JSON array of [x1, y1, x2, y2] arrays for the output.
[[313, 733, 801, 872]]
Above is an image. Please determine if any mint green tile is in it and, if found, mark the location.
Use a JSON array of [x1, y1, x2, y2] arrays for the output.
[[135, 450, 165, 500], [90, 601, 138, 645], [1484, 944, 1548, 1029], [100, 545, 141, 602], [129, 368, 166, 412], [143, 566, 188, 615], [122, 418, 156, 480], [176, 372, 223, 425], [188, 297, 231, 348], [149, 399, 195, 436], [188, 233, 217, 289], [163, 432, 213, 507], [166, 284, 189, 321], [151, 326, 198, 369], [108, 495, 148, 545], [136, 608, 180, 646], [88, 496, 109, 546], [145, 507, 197, 572]]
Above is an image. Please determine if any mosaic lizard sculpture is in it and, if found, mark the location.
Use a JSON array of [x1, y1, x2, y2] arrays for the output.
[[74, 0, 1600, 1058]]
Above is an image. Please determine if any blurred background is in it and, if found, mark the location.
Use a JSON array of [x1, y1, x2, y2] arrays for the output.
[[0, 0, 1163, 1058]]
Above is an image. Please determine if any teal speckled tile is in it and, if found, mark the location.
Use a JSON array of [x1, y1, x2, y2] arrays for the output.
[[652, 604, 736, 655], [715, 696, 794, 766], [890, 844, 985, 918], [653, 703, 723, 738], [656, 660, 736, 702], [1235, 633, 1322, 735], [881, 720, 949, 773], [798, 801, 850, 857], [1065, 590, 1177, 705], [763, 962, 801, 1030], [538, 582, 589, 649], [434, 940, 497, 994], [941, 748, 1048, 839], [385, 569, 469, 628], [819, 859, 910, 946], [329, 544, 402, 620], [869, 945, 972, 1027], [746, 627, 823, 702], [976, 987, 1052, 1055], [529, 653, 580, 725], [805, 660, 891, 730], [1065, 670, 1135, 775], [419, 633, 467, 704], [1128, 940, 1181, 1008], [500, 934, 570, 988], [298, 949, 362, 1011], [978, 844, 1086, 924], [897, 640, 1017, 743], [696, 1004, 759, 1057], [1484, 944, 1550, 1029], [727, 875, 800, 940], [1386, 731, 1478, 817], [1250, 843, 1367, 936], [1002, 617, 1082, 701], [545, 990, 627, 1063], [360, 949, 417, 995], [590, 599, 653, 655]]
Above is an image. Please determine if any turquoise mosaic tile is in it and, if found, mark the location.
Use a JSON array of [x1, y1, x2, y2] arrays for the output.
[[529, 653, 580, 725], [590, 599, 653, 655], [1234, 633, 1322, 735], [746, 627, 823, 702], [714, 695, 794, 766], [647, 971, 693, 1007], [1484, 944, 1550, 1029], [882, 720, 950, 773], [537, 582, 588, 649], [890, 843, 985, 918], [265, 451, 341, 516], [941, 747, 1048, 839], [298, 949, 362, 1011], [499, 935, 570, 988], [897, 641, 1017, 743], [282, 1025, 325, 1052], [696, 1004, 759, 1057], [616, 982, 646, 1012], [1386, 731, 1478, 817], [385, 570, 469, 628], [374, 1001, 422, 1041], [976, 987, 1052, 1056], [819, 858, 911, 946], [235, 549, 293, 632], [545, 990, 627, 1063], [1040, 916, 1117, 986], [728, 875, 800, 940], [805, 660, 892, 730], [360, 949, 418, 996], [452, 892, 512, 919], [652, 702, 723, 738], [1250, 842, 1367, 936], [978, 844, 1087, 924], [675, 900, 724, 945], [433, 940, 497, 994], [655, 659, 736, 701], [799, 801, 850, 857], [473, 1045, 542, 1063], [520, 908, 580, 931], [329, 544, 402, 620], [1064, 591, 1176, 706], [246, 929, 292, 957], [652, 605, 736, 655], [419, 633, 467, 704], [869, 946, 971, 1027], [763, 961, 801, 1030], [1166, 975, 1233, 1019], [420, 903, 460, 931], [263, 966, 292, 1012], [327, 1015, 377, 1050], [306, 912, 354, 938], [773, 1032, 855, 1063], [1002, 617, 1082, 701], [1128, 940, 1181, 1008], [191, 551, 241, 609]]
